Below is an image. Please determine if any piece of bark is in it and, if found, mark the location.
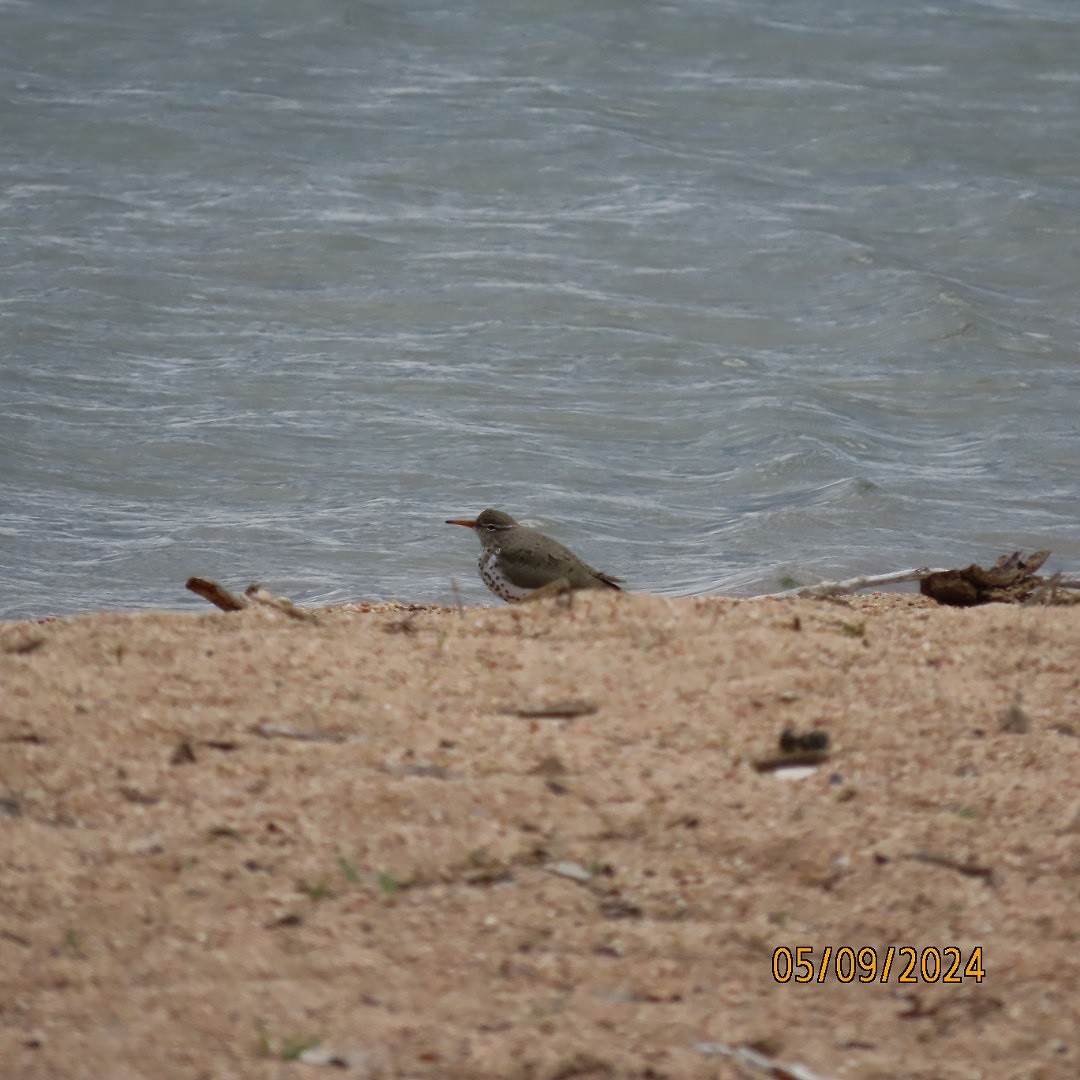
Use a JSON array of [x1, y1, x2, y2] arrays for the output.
[[504, 699, 599, 720], [752, 750, 831, 774]]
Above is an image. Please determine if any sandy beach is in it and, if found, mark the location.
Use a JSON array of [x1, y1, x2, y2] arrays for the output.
[[1, 591, 1077, 1079]]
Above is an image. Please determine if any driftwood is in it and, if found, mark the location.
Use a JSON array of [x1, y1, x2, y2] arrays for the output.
[[185, 577, 248, 611], [185, 578, 318, 621], [756, 551, 1079, 607], [755, 567, 949, 600], [187, 551, 1079, 617], [918, 550, 1078, 607]]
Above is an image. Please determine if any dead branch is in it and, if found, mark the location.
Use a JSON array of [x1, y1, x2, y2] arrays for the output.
[[919, 550, 1078, 606], [753, 566, 948, 600], [754, 550, 1078, 606]]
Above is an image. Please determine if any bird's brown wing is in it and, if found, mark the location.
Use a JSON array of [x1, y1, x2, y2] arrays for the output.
[[499, 541, 623, 591]]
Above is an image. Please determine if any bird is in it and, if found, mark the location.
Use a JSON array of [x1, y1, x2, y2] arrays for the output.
[[445, 508, 623, 603]]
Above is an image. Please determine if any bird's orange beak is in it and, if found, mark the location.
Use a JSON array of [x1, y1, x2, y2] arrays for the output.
[[445, 518, 477, 529]]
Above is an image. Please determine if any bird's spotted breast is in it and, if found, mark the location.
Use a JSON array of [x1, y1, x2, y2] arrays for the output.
[[478, 549, 532, 602]]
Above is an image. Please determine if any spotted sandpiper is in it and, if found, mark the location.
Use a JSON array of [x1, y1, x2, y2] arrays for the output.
[[445, 508, 623, 602]]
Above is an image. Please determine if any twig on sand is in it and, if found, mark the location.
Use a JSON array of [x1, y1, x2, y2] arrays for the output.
[[250, 724, 346, 743], [185, 578, 317, 621]]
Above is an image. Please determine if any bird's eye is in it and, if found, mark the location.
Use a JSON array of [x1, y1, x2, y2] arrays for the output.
[[484, 523, 497, 531]]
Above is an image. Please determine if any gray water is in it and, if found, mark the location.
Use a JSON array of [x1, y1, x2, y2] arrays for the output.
[[3, 0, 1079, 618]]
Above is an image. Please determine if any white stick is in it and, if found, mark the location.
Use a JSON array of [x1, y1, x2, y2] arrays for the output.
[[752, 566, 949, 600], [693, 1041, 836, 1080]]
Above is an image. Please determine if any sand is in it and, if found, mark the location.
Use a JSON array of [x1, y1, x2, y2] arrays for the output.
[[1, 591, 1077, 1080]]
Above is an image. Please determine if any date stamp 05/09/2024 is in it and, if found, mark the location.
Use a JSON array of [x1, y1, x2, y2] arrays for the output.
[[772, 946, 986, 985]]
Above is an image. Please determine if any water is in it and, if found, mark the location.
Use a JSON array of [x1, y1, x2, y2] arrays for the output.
[[3, 0, 1079, 618]]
